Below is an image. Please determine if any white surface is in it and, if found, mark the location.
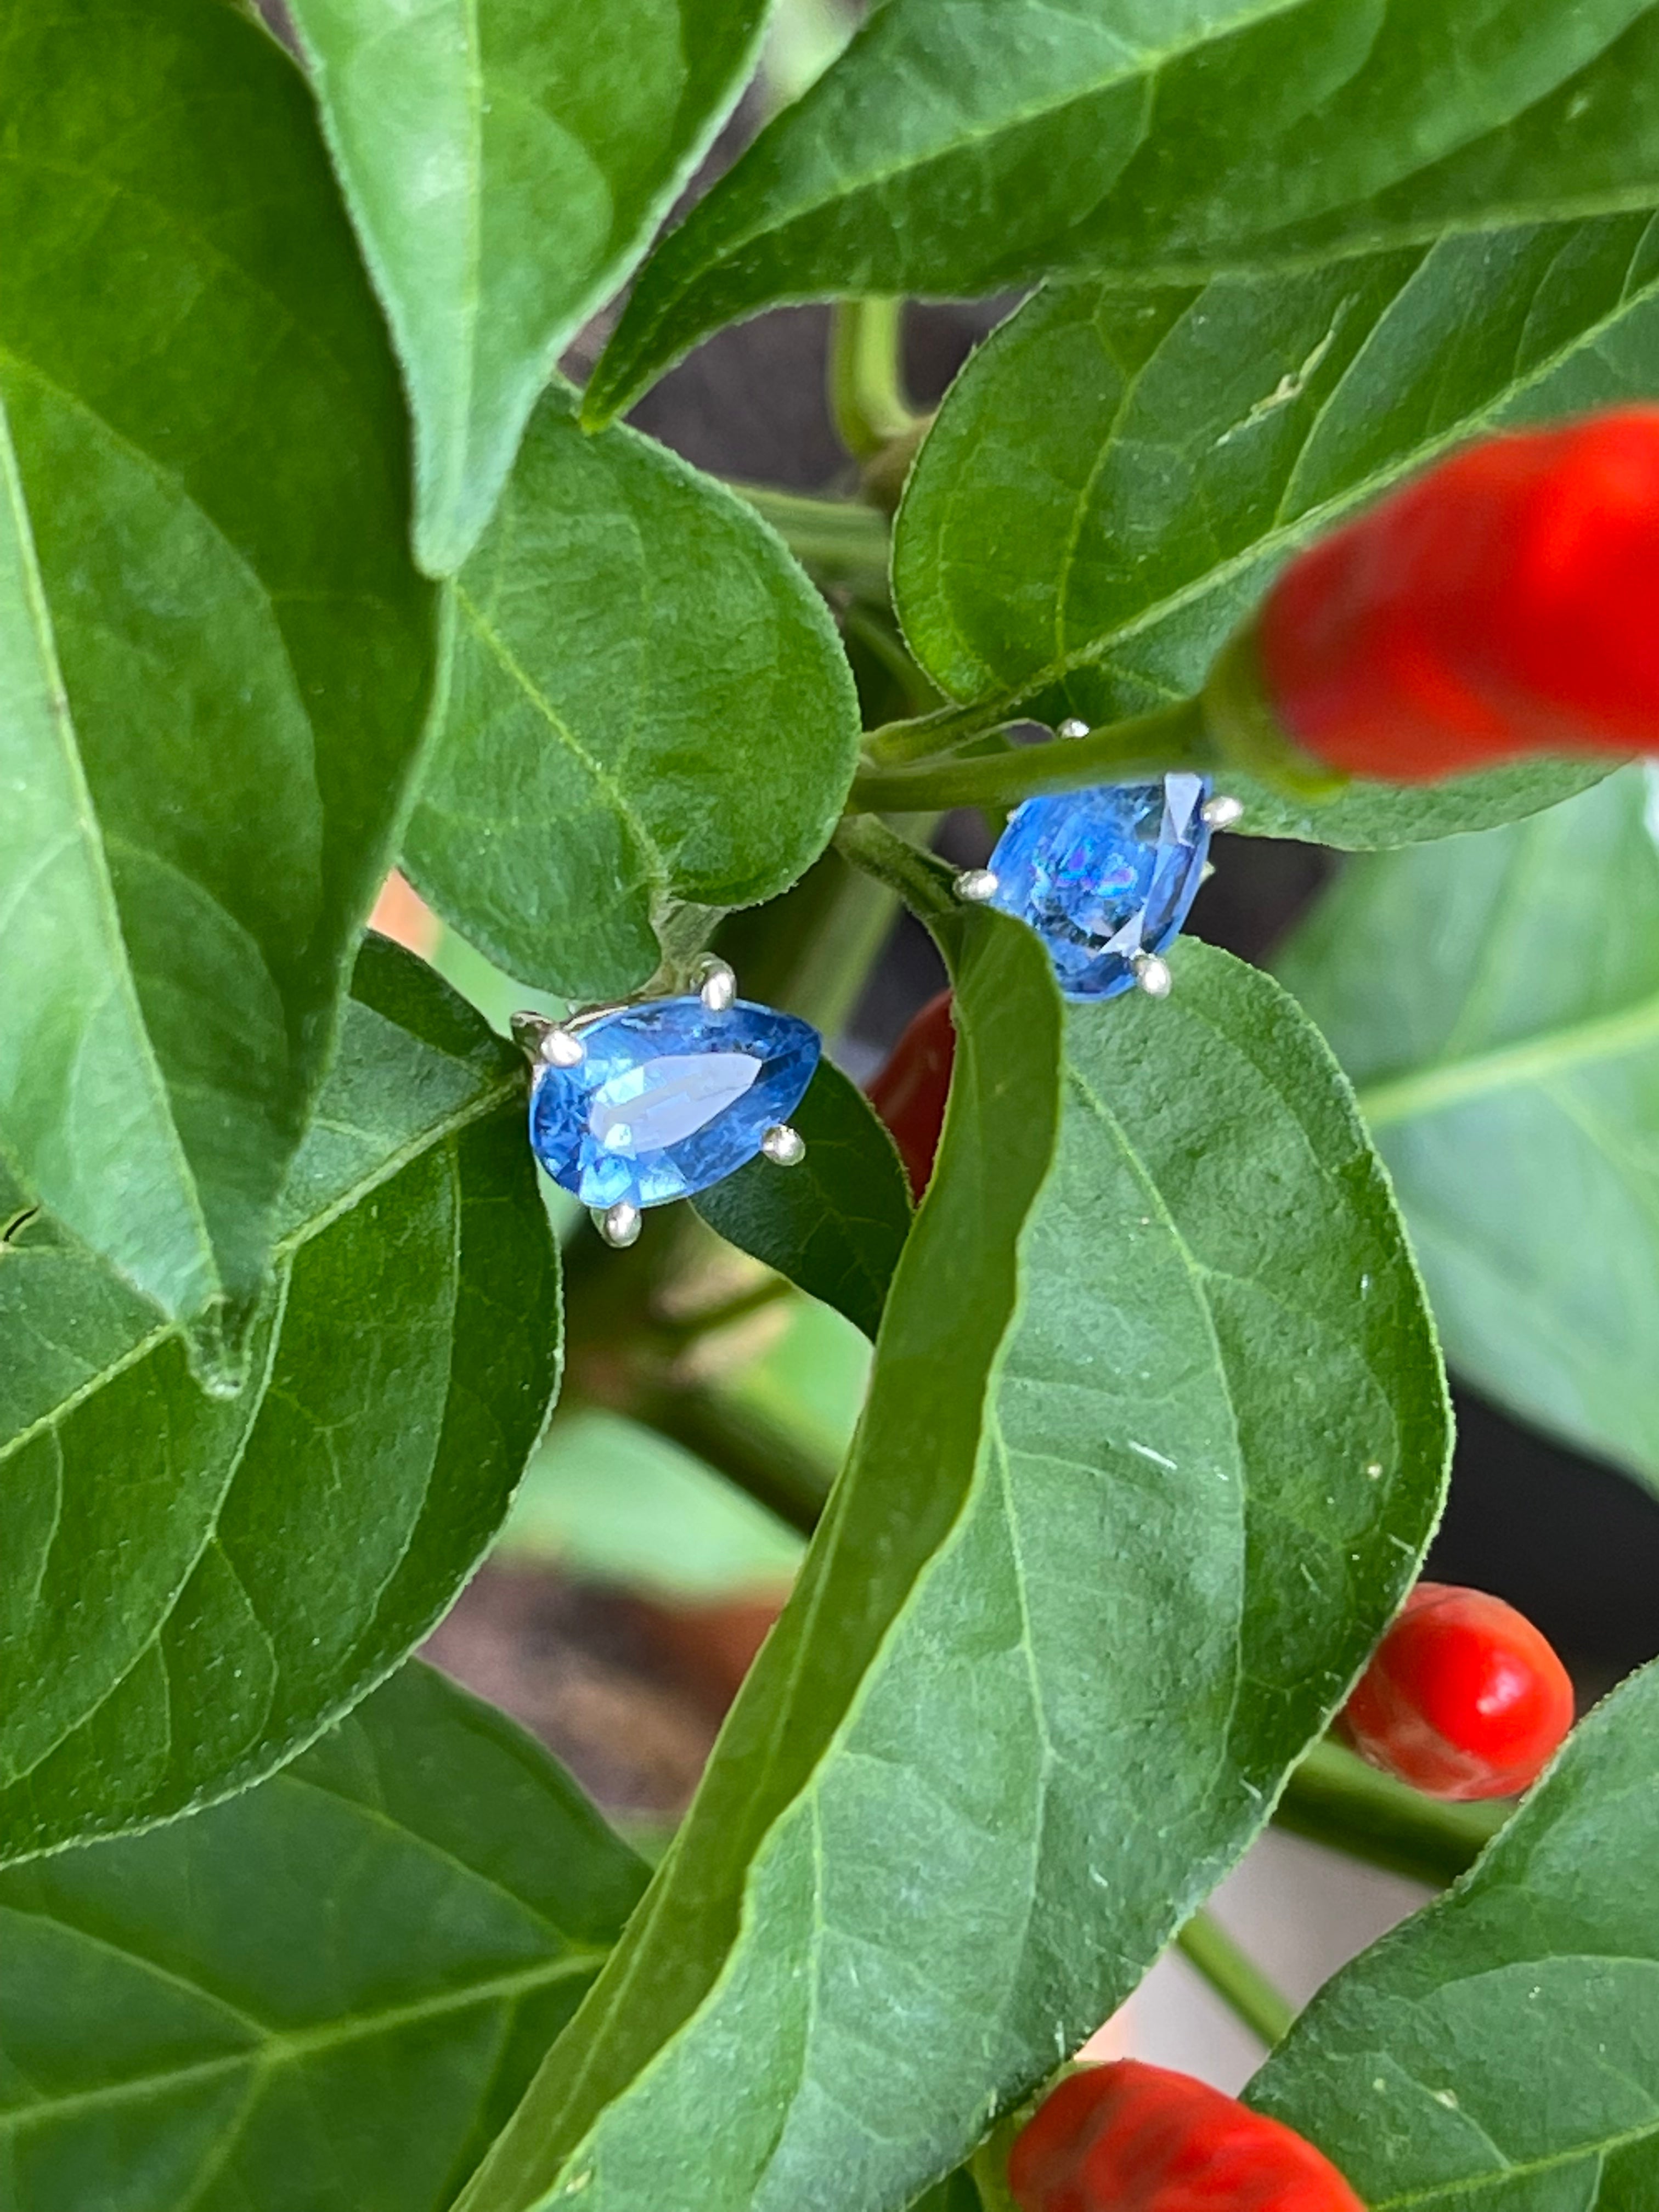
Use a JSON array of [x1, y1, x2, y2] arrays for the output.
[[1084, 1827, 1432, 2092]]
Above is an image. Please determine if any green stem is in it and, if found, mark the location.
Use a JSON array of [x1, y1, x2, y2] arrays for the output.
[[862, 696, 1016, 765], [726, 481, 891, 592], [1175, 1910, 1297, 2049], [1273, 1738, 1508, 1888], [834, 814, 962, 924], [851, 695, 1217, 814], [830, 297, 917, 461], [635, 1386, 836, 1540], [651, 1274, 796, 1349]]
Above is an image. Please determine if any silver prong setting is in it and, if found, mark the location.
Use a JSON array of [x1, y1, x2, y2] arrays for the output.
[[693, 955, 738, 1013], [511, 1011, 585, 1067], [1131, 951, 1173, 999], [954, 867, 999, 904], [1201, 793, 1245, 831], [1057, 716, 1091, 740], [540, 1026, 585, 1067], [595, 1201, 642, 1248], [761, 1124, 806, 1167]]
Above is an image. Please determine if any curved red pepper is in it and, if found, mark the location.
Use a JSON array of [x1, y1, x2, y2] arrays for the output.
[[865, 988, 955, 1198], [1008, 2059, 1363, 2212], [1340, 1581, 1574, 1801], [1250, 407, 1659, 782]]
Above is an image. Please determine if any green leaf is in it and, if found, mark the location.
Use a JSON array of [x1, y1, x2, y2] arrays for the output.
[[586, 0, 1659, 420], [0, 0, 438, 1347], [0, 1659, 647, 2212], [1249, 1658, 1659, 2208], [285, 0, 772, 574], [403, 385, 860, 1000], [895, 218, 1659, 847], [0, 940, 559, 1867], [1277, 764, 1659, 1490], [453, 930, 1449, 2212], [692, 1058, 912, 1340]]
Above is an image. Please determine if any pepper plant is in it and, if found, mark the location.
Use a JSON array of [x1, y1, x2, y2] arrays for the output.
[[4, 2, 1659, 2208]]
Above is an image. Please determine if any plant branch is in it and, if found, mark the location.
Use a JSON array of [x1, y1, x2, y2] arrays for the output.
[[834, 814, 962, 923], [634, 1385, 836, 1540], [650, 1273, 796, 1349], [862, 696, 1015, 765], [830, 297, 917, 460], [851, 695, 1217, 813], [1273, 1737, 1508, 1888], [726, 481, 891, 592], [1175, 1910, 1297, 2049]]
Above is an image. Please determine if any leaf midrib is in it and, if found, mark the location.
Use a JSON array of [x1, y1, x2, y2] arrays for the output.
[[0, 390, 215, 1299], [1355, 987, 1659, 1128], [0, 1950, 602, 2135], [0, 1068, 518, 1471], [452, 582, 667, 883], [1377, 2112, 1658, 2209]]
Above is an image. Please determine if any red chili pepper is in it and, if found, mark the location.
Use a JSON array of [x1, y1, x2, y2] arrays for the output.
[[1340, 1581, 1574, 1801], [1234, 408, 1659, 782], [1007, 2059, 1364, 2212], [865, 988, 955, 1198]]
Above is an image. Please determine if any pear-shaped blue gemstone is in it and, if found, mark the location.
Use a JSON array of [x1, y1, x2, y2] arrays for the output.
[[988, 774, 1212, 1000], [529, 997, 821, 1210]]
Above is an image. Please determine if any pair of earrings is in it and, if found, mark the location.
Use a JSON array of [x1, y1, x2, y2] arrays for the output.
[[518, 764, 1241, 1244]]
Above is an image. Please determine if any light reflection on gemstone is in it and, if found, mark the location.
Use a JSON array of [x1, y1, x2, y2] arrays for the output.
[[988, 774, 1213, 1000], [529, 998, 820, 1209]]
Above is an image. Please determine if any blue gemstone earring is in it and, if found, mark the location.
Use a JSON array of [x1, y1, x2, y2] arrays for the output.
[[955, 747, 1242, 1000], [512, 957, 820, 1248]]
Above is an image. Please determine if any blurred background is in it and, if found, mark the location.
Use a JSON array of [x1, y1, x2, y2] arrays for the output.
[[346, 0, 1659, 2094]]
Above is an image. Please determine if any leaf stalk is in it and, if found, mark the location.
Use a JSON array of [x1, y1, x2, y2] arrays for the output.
[[851, 695, 1216, 813], [830, 296, 918, 461], [1175, 1909, 1297, 2048], [1272, 1737, 1507, 1888]]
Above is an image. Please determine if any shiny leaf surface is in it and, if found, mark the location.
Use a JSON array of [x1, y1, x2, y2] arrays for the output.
[[286, 0, 771, 572], [0, 1661, 645, 2212], [589, 0, 1659, 420], [693, 1058, 912, 1340], [0, 0, 438, 1347], [895, 220, 1659, 845], [405, 386, 860, 1000], [0, 941, 559, 1865]]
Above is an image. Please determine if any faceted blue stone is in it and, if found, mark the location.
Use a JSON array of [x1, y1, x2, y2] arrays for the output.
[[528, 997, 821, 1210], [988, 774, 1212, 1000]]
